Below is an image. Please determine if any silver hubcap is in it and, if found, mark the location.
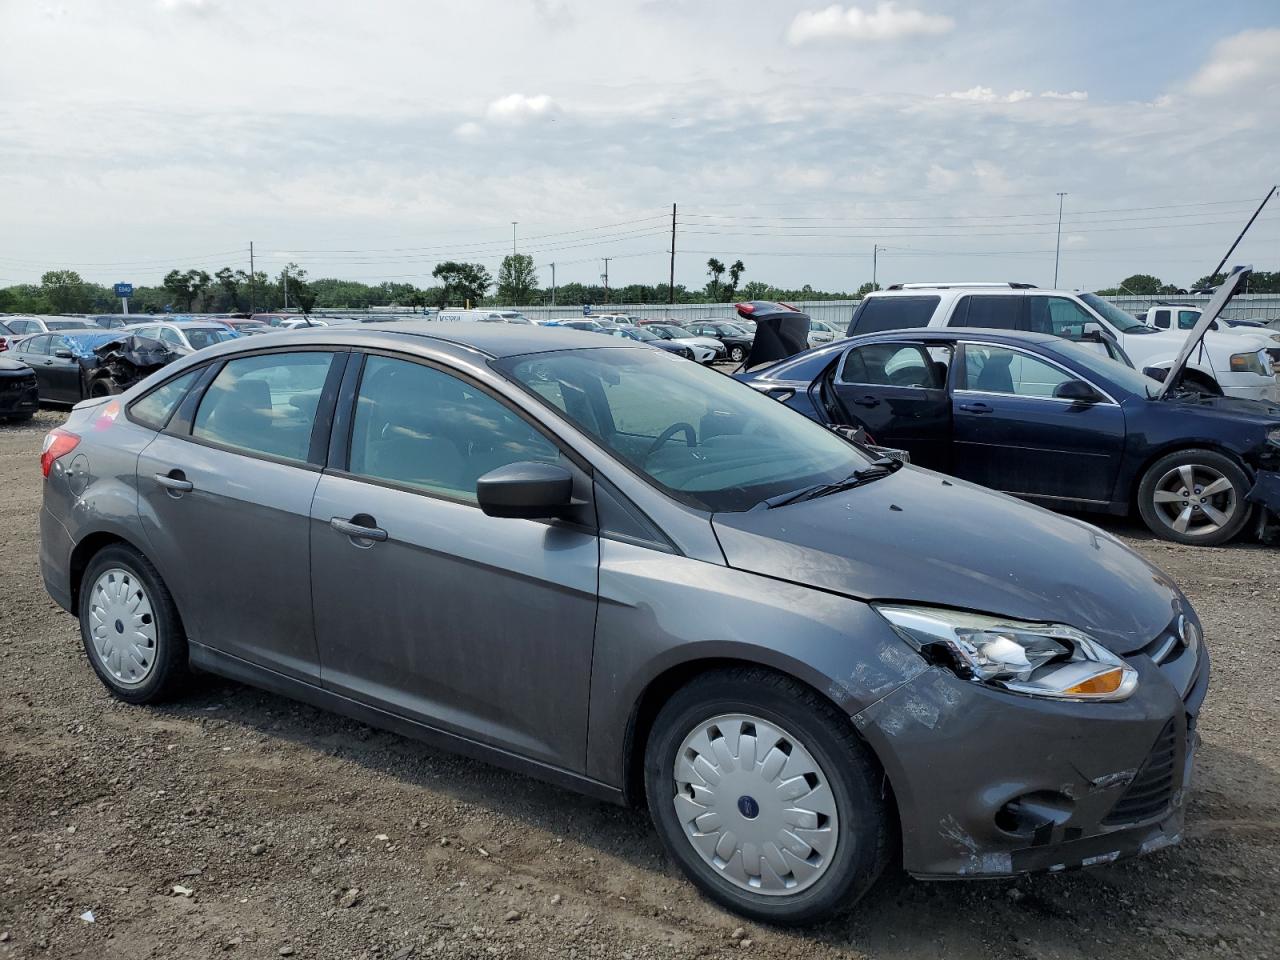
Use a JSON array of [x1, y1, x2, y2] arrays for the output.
[[672, 714, 838, 896], [1152, 464, 1237, 537], [88, 568, 157, 686]]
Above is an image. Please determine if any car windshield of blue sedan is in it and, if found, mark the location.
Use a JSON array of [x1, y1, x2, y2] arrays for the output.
[[500, 347, 873, 511], [1049, 340, 1161, 398]]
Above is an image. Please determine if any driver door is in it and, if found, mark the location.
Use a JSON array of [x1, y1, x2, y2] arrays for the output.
[[828, 340, 952, 470]]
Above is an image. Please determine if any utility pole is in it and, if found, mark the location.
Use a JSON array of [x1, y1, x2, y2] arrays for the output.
[[511, 221, 518, 256], [872, 244, 878, 290], [668, 202, 677, 305], [550, 262, 557, 307], [283, 267, 289, 311], [249, 241, 256, 313], [602, 258, 612, 303], [1209, 184, 1276, 279], [1053, 192, 1067, 288]]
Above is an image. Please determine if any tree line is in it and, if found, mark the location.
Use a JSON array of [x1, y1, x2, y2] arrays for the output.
[[5, 261, 1275, 317]]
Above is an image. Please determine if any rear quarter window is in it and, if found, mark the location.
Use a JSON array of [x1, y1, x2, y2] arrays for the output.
[[949, 295, 1022, 330], [847, 296, 940, 336], [128, 368, 202, 430]]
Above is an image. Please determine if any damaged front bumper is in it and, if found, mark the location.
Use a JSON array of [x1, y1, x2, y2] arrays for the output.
[[853, 631, 1207, 879]]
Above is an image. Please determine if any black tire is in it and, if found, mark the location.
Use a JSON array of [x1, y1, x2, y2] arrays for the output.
[[729, 346, 746, 363], [644, 667, 890, 925], [1136, 448, 1253, 546], [78, 544, 190, 704], [88, 376, 121, 397]]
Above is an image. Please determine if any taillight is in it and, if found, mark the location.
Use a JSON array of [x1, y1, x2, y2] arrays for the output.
[[41, 428, 80, 478], [0, 337, 8, 351]]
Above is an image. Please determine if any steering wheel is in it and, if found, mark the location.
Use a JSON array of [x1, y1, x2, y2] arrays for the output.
[[645, 422, 697, 459]]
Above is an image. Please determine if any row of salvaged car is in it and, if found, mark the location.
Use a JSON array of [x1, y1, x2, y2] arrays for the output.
[[734, 269, 1280, 547]]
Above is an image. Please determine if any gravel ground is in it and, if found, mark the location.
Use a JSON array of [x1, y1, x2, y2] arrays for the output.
[[1, 409, 1278, 960]]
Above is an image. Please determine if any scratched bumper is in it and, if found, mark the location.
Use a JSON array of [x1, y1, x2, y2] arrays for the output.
[[853, 642, 1206, 879]]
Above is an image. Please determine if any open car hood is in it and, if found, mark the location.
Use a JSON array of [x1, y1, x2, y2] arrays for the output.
[[712, 468, 1183, 655], [1157, 264, 1252, 400]]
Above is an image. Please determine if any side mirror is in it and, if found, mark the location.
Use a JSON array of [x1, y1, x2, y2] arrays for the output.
[[1080, 322, 1105, 342], [54, 349, 74, 359], [1053, 379, 1102, 403], [1142, 366, 1169, 382], [477, 461, 574, 519]]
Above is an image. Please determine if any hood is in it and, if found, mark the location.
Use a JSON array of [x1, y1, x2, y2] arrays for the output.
[[1158, 265, 1252, 399], [0, 357, 30, 373], [711, 468, 1182, 654], [1163, 391, 1280, 422]]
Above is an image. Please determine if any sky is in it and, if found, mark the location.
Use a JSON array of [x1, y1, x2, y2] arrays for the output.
[[2, 0, 1279, 296]]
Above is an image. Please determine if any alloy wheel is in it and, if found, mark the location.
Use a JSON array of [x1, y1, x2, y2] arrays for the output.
[[88, 567, 158, 686], [672, 713, 838, 895], [1150, 463, 1238, 538]]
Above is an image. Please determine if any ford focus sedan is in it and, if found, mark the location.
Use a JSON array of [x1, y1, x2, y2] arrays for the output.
[[40, 324, 1207, 925]]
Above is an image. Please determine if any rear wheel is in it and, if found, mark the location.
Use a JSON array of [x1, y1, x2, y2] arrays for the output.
[[78, 545, 190, 703], [1137, 449, 1252, 546], [644, 668, 890, 925]]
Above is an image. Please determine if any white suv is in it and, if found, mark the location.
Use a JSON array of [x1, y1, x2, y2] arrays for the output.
[[847, 282, 1280, 402]]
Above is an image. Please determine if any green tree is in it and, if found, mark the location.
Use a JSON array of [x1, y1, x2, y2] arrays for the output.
[[496, 254, 539, 303], [856, 281, 880, 298], [280, 263, 317, 315], [724, 259, 746, 300], [161, 270, 192, 311], [705, 258, 726, 299], [40, 269, 91, 313], [431, 261, 492, 306], [214, 267, 248, 311], [1116, 274, 1165, 295]]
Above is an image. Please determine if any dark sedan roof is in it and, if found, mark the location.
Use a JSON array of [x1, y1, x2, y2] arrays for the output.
[[278, 321, 631, 359]]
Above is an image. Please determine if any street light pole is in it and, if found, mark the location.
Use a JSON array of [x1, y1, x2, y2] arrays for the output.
[[512, 221, 518, 256], [1053, 192, 1067, 288]]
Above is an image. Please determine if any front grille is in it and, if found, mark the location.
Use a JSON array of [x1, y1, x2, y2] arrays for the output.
[[1103, 720, 1178, 825]]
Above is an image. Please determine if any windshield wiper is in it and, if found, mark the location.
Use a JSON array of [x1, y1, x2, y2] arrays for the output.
[[758, 457, 903, 509]]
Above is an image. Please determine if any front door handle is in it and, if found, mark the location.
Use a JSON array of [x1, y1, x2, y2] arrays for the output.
[[154, 472, 194, 493], [958, 402, 993, 414], [850, 395, 880, 408], [331, 516, 388, 542]]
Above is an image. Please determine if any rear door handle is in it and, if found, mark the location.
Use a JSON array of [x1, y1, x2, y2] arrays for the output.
[[958, 402, 993, 414], [331, 516, 388, 542], [154, 472, 194, 493], [851, 395, 880, 408]]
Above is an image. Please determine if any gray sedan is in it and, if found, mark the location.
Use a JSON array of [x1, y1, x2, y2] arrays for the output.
[[40, 323, 1205, 924]]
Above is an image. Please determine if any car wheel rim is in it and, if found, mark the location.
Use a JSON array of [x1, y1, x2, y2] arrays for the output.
[[731, 348, 744, 361], [672, 713, 838, 896], [88, 567, 158, 686], [1151, 463, 1237, 537]]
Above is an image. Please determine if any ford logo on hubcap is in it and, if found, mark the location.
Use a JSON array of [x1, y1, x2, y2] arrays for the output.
[[737, 795, 760, 819]]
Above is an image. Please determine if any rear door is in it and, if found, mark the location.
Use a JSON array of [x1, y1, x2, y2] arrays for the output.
[[829, 340, 953, 469], [12, 335, 56, 398], [309, 352, 598, 771], [136, 348, 344, 682], [952, 341, 1126, 504]]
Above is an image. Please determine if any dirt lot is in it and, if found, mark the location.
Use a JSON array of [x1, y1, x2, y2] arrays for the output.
[[1, 409, 1278, 960]]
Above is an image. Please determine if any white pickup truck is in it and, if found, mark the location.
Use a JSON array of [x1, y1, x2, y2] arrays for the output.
[[1142, 303, 1280, 339]]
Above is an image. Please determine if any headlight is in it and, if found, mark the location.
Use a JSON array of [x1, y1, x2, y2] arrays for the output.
[[1229, 351, 1268, 375], [875, 605, 1138, 701]]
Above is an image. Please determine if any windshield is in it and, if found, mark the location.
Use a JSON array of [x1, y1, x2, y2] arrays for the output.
[[64, 332, 122, 356], [646, 325, 681, 339], [498, 347, 872, 512], [1049, 340, 1162, 399], [1079, 293, 1150, 333], [184, 327, 238, 349], [626, 327, 660, 341]]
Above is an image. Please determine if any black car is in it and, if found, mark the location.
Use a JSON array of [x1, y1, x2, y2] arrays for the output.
[[682, 320, 754, 363], [8, 330, 130, 403], [739, 327, 1280, 545], [604, 325, 695, 359], [0, 356, 39, 420]]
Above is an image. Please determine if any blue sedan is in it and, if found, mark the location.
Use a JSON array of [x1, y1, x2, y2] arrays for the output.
[[738, 327, 1280, 545]]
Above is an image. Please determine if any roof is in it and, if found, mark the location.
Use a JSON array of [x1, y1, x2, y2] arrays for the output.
[[258, 321, 637, 359]]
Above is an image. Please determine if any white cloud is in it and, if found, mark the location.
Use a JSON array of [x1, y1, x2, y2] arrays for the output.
[[1040, 90, 1088, 101], [787, 3, 954, 45], [453, 121, 484, 141], [156, 0, 212, 11], [1187, 28, 1280, 97], [938, 86, 1033, 103], [485, 93, 561, 124]]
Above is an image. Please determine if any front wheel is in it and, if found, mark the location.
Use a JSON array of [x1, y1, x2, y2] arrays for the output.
[[729, 346, 746, 363], [1136, 448, 1252, 546], [644, 668, 890, 925]]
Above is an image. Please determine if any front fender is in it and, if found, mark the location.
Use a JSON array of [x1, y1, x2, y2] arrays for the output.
[[584, 537, 927, 789]]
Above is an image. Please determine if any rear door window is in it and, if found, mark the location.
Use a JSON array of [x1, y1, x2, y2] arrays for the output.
[[949, 295, 1022, 330], [22, 335, 51, 356], [1152, 309, 1171, 329], [847, 296, 940, 335], [192, 352, 337, 463], [838, 342, 946, 389]]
